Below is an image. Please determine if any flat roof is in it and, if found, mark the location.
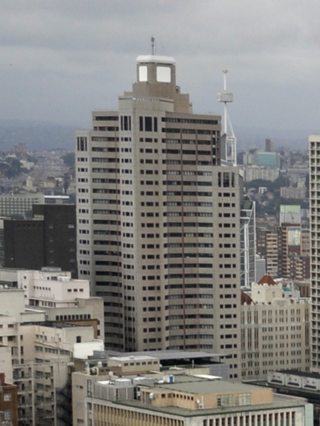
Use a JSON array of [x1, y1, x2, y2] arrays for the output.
[[137, 55, 175, 65], [147, 379, 261, 395], [106, 350, 225, 361], [109, 356, 158, 362], [114, 394, 307, 418]]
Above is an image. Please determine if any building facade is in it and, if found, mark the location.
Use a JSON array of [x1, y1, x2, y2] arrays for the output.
[[243, 166, 280, 182], [4, 204, 77, 277], [256, 224, 310, 280], [0, 193, 45, 218], [17, 268, 104, 339], [241, 275, 310, 380], [0, 373, 18, 426], [309, 134, 320, 372], [75, 54, 241, 378], [0, 280, 104, 426], [72, 371, 313, 426]]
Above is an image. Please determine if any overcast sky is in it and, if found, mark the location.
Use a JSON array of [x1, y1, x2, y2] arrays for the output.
[[0, 0, 319, 140]]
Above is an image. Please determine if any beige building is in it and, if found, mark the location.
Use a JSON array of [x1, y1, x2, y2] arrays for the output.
[[265, 231, 279, 277], [72, 370, 312, 426], [0, 281, 104, 426], [75, 54, 241, 378], [309, 134, 320, 372], [17, 269, 104, 339], [241, 275, 310, 380]]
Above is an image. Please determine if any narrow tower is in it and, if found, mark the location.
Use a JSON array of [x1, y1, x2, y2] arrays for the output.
[[218, 70, 237, 166]]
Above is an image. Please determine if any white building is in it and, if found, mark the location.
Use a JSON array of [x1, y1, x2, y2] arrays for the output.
[[243, 166, 280, 182], [17, 269, 104, 339]]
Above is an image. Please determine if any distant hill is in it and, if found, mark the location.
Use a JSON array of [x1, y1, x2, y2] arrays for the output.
[[0, 120, 77, 152]]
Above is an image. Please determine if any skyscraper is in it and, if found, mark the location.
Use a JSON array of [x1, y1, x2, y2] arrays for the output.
[[76, 54, 241, 378], [309, 134, 320, 371]]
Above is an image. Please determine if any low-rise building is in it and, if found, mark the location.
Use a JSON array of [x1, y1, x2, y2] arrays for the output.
[[0, 278, 104, 426], [17, 268, 104, 339], [73, 370, 313, 426]]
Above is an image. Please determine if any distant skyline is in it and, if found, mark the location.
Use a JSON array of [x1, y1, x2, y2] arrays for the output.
[[0, 1, 320, 142]]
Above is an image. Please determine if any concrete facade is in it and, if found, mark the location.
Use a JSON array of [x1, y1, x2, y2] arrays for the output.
[[309, 135, 320, 373], [4, 204, 77, 277], [241, 275, 310, 380], [0, 282, 104, 426], [75, 54, 241, 378], [17, 269, 104, 339], [0, 193, 44, 218]]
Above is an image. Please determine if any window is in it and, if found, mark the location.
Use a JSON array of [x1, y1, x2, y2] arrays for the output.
[[145, 117, 152, 132], [77, 137, 87, 151], [3, 411, 11, 421]]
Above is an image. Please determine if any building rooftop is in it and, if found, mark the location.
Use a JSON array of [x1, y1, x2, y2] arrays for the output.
[[117, 394, 307, 418], [258, 275, 277, 285], [106, 350, 225, 361], [136, 55, 175, 65], [147, 378, 260, 395]]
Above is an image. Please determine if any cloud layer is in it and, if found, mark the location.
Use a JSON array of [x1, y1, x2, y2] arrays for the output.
[[0, 0, 319, 140]]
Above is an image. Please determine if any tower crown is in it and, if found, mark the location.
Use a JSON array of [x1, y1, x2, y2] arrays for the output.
[[136, 55, 176, 85]]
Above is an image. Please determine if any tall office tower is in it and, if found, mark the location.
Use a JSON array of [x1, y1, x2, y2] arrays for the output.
[[309, 134, 320, 372], [76, 54, 241, 378]]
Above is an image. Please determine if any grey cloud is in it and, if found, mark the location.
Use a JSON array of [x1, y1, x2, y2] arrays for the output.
[[0, 0, 319, 136]]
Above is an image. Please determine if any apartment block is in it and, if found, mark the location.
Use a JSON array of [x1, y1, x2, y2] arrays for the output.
[[75, 54, 241, 377], [241, 275, 310, 380], [256, 225, 310, 280], [0, 280, 104, 426]]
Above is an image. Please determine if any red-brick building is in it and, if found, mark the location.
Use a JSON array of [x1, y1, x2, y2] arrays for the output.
[[0, 373, 18, 426]]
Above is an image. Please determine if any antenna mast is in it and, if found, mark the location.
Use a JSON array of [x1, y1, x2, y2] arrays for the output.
[[217, 70, 237, 166], [151, 36, 155, 55]]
